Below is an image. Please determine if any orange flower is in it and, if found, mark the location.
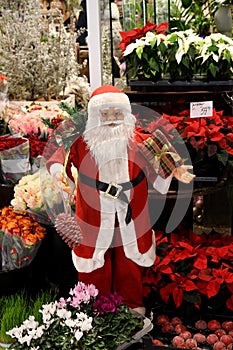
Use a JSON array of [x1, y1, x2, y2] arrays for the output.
[[0, 207, 46, 244]]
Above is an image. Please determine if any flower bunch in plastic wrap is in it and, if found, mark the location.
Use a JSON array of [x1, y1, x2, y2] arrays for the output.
[[10, 169, 71, 225], [0, 207, 46, 271]]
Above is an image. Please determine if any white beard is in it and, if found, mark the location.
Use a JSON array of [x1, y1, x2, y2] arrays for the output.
[[83, 118, 135, 183]]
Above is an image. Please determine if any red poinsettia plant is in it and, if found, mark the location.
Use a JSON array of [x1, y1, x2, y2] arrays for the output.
[[119, 21, 169, 80], [159, 108, 233, 155], [119, 21, 168, 52], [143, 230, 233, 313], [135, 108, 233, 181]]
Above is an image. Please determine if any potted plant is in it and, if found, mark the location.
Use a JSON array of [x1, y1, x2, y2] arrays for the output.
[[180, 0, 232, 36], [163, 30, 200, 81], [0, 289, 57, 347], [119, 21, 169, 80], [143, 229, 233, 320], [120, 24, 233, 82], [6, 282, 152, 349]]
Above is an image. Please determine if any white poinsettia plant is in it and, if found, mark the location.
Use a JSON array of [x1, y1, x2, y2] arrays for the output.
[[196, 32, 233, 79], [121, 24, 233, 81]]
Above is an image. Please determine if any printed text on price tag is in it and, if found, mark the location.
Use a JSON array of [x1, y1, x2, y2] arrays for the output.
[[190, 101, 213, 118]]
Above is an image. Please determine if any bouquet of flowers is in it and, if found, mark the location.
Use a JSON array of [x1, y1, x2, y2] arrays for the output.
[[0, 206, 46, 271], [0, 104, 70, 172], [6, 282, 148, 350], [11, 169, 71, 225], [8, 103, 70, 139], [0, 135, 31, 184]]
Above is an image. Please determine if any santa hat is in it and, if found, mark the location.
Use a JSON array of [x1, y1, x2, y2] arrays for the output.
[[88, 85, 131, 123]]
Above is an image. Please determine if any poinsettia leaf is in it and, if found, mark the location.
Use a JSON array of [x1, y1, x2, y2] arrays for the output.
[[173, 286, 183, 308], [226, 295, 233, 311], [183, 279, 198, 292], [160, 283, 176, 303], [224, 271, 233, 284], [226, 282, 233, 293], [198, 269, 213, 281], [193, 255, 207, 270], [207, 279, 221, 298], [160, 265, 174, 274]]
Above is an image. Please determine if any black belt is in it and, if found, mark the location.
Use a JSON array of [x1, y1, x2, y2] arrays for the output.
[[79, 170, 145, 225]]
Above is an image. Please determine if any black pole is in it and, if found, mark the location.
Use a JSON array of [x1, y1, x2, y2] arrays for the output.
[[109, 0, 114, 86], [168, 0, 170, 30], [153, 0, 156, 24]]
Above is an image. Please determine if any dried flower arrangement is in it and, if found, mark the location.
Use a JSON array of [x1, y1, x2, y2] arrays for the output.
[[0, 0, 88, 101]]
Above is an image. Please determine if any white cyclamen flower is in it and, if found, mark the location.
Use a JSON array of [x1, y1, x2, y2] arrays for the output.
[[74, 330, 84, 341], [57, 307, 72, 320]]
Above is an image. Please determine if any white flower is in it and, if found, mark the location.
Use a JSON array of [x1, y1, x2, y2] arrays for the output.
[[123, 38, 146, 56], [57, 307, 72, 320], [64, 318, 77, 328], [80, 316, 93, 332], [74, 330, 83, 341], [40, 301, 58, 324]]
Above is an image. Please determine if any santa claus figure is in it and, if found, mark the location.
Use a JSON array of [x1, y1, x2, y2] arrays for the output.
[[48, 84, 195, 315]]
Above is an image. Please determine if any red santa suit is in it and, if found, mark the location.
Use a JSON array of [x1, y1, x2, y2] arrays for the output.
[[47, 85, 185, 312]]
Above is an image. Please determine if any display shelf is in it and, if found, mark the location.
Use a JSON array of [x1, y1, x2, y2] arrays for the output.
[[125, 79, 233, 104], [128, 79, 233, 92]]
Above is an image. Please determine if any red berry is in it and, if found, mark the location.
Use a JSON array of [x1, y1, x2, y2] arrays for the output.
[[215, 329, 227, 338], [208, 320, 222, 331], [181, 331, 192, 340], [207, 334, 219, 344], [175, 324, 187, 334], [213, 341, 227, 350], [156, 314, 170, 325], [171, 317, 183, 326], [220, 335, 233, 346], [195, 320, 207, 330], [186, 338, 197, 348], [172, 335, 185, 347], [161, 322, 175, 333], [193, 333, 206, 344], [222, 322, 233, 332], [152, 339, 164, 346]]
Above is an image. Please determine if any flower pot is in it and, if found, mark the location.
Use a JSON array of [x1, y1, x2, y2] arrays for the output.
[[214, 5, 232, 37], [0, 342, 12, 348]]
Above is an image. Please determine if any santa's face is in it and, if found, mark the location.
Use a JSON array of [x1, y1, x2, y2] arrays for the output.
[[83, 104, 136, 170], [100, 107, 124, 127]]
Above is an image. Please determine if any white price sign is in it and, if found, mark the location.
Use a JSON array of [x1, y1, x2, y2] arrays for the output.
[[190, 101, 213, 118]]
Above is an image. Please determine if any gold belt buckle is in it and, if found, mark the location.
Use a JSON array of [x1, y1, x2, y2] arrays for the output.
[[104, 182, 123, 199]]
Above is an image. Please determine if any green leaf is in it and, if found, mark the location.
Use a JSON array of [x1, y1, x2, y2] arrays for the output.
[[181, 0, 192, 8], [136, 46, 143, 59], [209, 62, 218, 77]]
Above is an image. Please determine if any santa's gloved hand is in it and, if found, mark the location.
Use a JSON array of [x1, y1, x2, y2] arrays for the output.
[[173, 165, 196, 184]]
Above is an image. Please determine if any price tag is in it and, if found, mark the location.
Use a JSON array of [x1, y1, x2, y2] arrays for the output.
[[190, 101, 213, 118]]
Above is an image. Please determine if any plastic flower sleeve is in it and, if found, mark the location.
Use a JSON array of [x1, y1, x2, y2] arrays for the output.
[[0, 135, 31, 184], [38, 164, 73, 225], [1, 232, 41, 271], [0, 207, 46, 272]]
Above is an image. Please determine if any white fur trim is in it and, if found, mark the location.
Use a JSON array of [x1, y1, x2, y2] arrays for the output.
[[153, 173, 173, 194], [88, 92, 131, 115], [121, 225, 156, 267]]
